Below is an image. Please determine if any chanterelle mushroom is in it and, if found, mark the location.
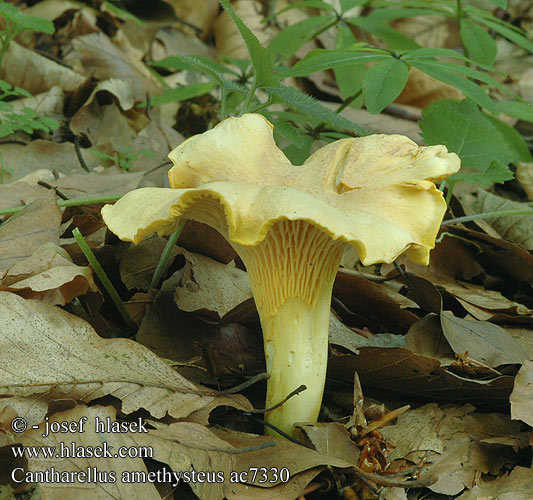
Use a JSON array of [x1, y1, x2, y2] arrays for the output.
[[101, 114, 460, 436]]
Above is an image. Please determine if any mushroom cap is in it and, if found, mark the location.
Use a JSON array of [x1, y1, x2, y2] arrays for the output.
[[102, 114, 460, 265]]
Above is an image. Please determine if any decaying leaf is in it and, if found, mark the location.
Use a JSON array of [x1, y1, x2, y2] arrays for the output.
[[0, 291, 251, 419], [174, 248, 252, 319], [457, 466, 533, 500], [0, 242, 97, 304], [0, 193, 62, 271], [510, 359, 533, 426]]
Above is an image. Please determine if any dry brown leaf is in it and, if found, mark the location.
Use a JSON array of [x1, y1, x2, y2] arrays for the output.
[[0, 242, 97, 304], [441, 311, 527, 367], [516, 161, 533, 200], [131, 423, 350, 500], [24, 0, 83, 22], [471, 189, 533, 250], [82, 78, 136, 111], [457, 466, 533, 500], [0, 291, 251, 419], [396, 67, 464, 108], [0, 140, 97, 184], [0, 193, 62, 271], [0, 178, 50, 212], [10, 85, 65, 116], [510, 359, 533, 426], [297, 422, 360, 464], [0, 42, 84, 94], [174, 248, 252, 319], [214, 0, 276, 58], [178, 220, 238, 263], [328, 349, 515, 406], [52, 169, 144, 199], [380, 403, 529, 495], [120, 234, 180, 291], [163, 0, 219, 36], [66, 33, 161, 102], [392, 15, 460, 48], [405, 313, 455, 364], [2, 404, 160, 500]]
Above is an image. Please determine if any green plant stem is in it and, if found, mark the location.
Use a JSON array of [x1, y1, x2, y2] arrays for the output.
[[0, 194, 124, 216], [73, 227, 136, 334], [456, 0, 471, 66], [241, 83, 257, 115], [442, 209, 533, 226], [336, 89, 362, 114], [150, 224, 185, 289]]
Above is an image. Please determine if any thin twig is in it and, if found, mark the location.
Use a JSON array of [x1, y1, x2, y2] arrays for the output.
[[74, 136, 91, 172], [37, 180, 69, 200], [143, 160, 173, 176], [208, 373, 270, 396], [245, 384, 307, 414], [442, 209, 533, 226], [244, 414, 309, 446]]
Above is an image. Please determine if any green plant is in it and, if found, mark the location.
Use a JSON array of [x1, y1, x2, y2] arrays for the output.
[[147, 0, 532, 191], [89, 147, 156, 171], [0, 2, 58, 138]]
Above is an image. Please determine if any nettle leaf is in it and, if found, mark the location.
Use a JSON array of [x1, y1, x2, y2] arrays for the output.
[[410, 60, 497, 113], [268, 15, 336, 62], [334, 23, 364, 101], [460, 19, 497, 66], [0, 3, 54, 34], [345, 17, 419, 50], [147, 82, 218, 107], [219, 0, 278, 88], [269, 85, 371, 136], [420, 99, 529, 185], [279, 49, 389, 78], [497, 101, 533, 123], [362, 58, 409, 114]]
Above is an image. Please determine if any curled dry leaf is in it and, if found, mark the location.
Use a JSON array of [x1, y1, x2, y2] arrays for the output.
[[174, 248, 252, 320], [0, 192, 62, 271], [0, 42, 85, 94], [510, 359, 533, 426], [379, 403, 529, 496], [0, 242, 98, 305], [457, 466, 533, 500], [66, 33, 161, 102], [471, 189, 533, 250], [0, 292, 251, 419], [1, 404, 160, 500]]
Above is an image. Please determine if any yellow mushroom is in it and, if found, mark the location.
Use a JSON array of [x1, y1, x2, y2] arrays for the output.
[[101, 114, 460, 436]]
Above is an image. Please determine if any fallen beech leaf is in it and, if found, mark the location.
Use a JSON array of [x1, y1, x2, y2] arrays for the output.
[[440, 311, 526, 367], [163, 0, 219, 37], [405, 313, 454, 363], [510, 360, 533, 426], [67, 33, 161, 101], [0, 41, 84, 94], [10, 85, 65, 115], [0, 242, 98, 304], [0, 292, 251, 419], [471, 189, 533, 250], [131, 423, 351, 500], [82, 78, 135, 111], [516, 161, 533, 200], [1, 405, 160, 500], [174, 248, 252, 319], [120, 235, 180, 291], [457, 466, 533, 500], [0, 193, 61, 271], [380, 404, 528, 495]]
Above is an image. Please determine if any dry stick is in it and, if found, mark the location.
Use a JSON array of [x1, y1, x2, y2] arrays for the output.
[[337, 465, 436, 489], [37, 180, 68, 200], [73, 227, 136, 335], [247, 384, 307, 414], [74, 136, 91, 172], [209, 372, 270, 396], [358, 405, 410, 438], [441, 209, 533, 226]]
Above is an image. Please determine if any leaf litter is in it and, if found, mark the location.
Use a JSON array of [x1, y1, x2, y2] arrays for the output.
[[0, 1, 531, 499]]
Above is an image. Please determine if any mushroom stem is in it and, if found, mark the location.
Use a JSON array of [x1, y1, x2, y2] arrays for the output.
[[235, 220, 345, 436]]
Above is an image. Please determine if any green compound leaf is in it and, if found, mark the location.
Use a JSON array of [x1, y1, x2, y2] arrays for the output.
[[146, 82, 218, 107], [460, 19, 497, 66], [362, 58, 409, 114], [219, 0, 278, 88], [268, 14, 335, 62]]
